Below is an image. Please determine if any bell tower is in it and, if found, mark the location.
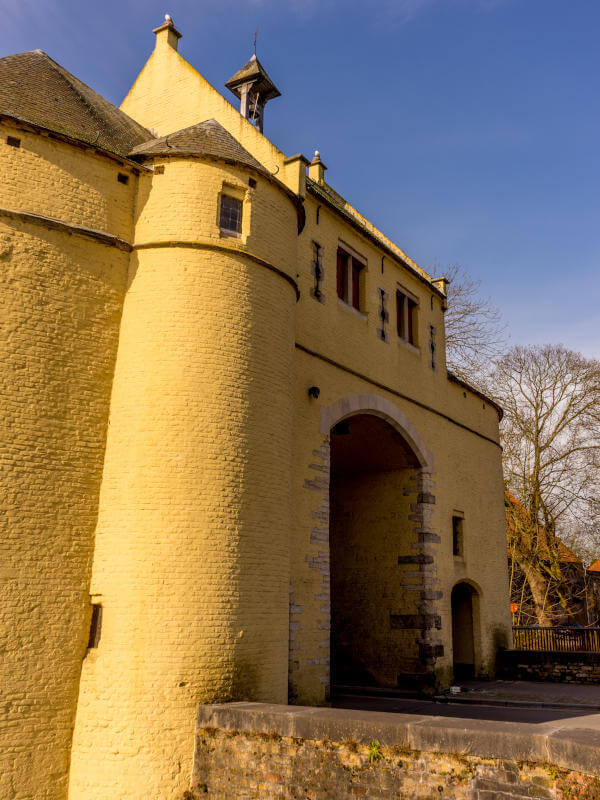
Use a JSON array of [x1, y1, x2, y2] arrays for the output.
[[225, 53, 280, 133]]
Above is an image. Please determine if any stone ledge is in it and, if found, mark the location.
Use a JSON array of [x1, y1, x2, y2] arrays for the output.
[[196, 701, 600, 778]]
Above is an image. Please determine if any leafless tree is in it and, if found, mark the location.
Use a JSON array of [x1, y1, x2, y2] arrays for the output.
[[492, 345, 600, 624], [435, 263, 506, 390]]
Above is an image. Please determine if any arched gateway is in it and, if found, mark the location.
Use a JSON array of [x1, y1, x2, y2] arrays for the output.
[[318, 394, 443, 694], [451, 581, 480, 680]]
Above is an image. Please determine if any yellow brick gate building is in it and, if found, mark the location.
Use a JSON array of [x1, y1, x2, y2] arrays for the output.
[[0, 17, 511, 800]]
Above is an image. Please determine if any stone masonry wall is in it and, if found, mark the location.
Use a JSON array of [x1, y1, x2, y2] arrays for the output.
[[190, 703, 600, 800], [501, 650, 600, 684]]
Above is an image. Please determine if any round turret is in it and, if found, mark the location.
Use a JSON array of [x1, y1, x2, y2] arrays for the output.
[[68, 145, 300, 799]]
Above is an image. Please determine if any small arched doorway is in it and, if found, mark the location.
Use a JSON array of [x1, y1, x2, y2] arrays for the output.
[[451, 582, 478, 680]]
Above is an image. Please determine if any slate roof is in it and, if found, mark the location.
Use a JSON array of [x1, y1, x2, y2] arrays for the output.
[[0, 50, 152, 157], [129, 119, 264, 171]]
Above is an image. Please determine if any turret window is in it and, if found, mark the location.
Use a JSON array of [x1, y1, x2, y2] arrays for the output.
[[219, 194, 242, 237]]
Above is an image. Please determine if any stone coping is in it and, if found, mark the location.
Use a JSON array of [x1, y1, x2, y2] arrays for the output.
[[197, 702, 600, 778]]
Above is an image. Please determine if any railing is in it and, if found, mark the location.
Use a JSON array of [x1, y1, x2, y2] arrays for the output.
[[512, 626, 600, 652]]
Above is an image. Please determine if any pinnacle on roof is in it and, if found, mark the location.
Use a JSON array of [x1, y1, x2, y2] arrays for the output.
[[152, 13, 182, 51]]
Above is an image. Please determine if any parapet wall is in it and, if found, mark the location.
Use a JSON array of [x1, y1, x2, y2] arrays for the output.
[[191, 702, 600, 799]]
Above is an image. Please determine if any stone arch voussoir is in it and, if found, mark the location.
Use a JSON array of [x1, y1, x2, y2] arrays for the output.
[[320, 393, 434, 472]]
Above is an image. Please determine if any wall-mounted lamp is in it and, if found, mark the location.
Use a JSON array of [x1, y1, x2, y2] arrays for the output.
[[308, 386, 320, 399]]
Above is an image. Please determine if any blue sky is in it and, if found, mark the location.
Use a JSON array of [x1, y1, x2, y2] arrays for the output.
[[3, 0, 599, 357]]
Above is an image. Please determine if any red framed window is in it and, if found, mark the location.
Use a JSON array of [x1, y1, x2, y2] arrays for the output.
[[337, 246, 364, 311], [351, 259, 362, 310], [407, 298, 416, 344], [337, 249, 348, 300], [397, 290, 418, 345], [396, 290, 405, 338]]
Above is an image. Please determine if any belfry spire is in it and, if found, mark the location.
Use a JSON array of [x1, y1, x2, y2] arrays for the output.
[[225, 50, 280, 134]]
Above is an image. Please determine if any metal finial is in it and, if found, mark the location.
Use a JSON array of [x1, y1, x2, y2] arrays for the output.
[[253, 28, 258, 55]]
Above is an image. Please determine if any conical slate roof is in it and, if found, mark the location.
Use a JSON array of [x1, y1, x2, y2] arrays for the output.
[[225, 54, 281, 102], [129, 119, 264, 171], [0, 50, 152, 157]]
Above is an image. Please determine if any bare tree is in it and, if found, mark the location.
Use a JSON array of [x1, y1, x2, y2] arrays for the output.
[[492, 345, 600, 624], [435, 263, 506, 389]]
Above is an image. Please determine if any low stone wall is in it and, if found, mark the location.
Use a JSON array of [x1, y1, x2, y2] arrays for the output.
[[189, 702, 600, 799], [500, 649, 600, 684]]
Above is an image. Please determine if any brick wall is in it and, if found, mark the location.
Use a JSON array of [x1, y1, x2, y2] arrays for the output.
[[0, 122, 134, 800], [67, 158, 299, 800]]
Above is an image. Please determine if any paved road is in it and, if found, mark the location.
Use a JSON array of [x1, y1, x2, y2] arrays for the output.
[[332, 693, 598, 724], [458, 678, 600, 706]]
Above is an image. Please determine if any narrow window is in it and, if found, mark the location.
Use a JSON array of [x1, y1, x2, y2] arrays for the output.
[[6, 136, 21, 148], [337, 247, 364, 310], [219, 194, 242, 236], [407, 298, 417, 345], [337, 248, 348, 301], [87, 604, 103, 649], [452, 516, 464, 557], [117, 172, 129, 184], [396, 290, 405, 338], [351, 258, 362, 310], [397, 288, 418, 346]]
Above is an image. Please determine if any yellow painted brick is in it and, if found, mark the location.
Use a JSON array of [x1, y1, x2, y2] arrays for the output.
[[0, 26, 511, 800]]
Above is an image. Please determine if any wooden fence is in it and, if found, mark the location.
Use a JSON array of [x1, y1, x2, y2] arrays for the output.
[[512, 626, 600, 652]]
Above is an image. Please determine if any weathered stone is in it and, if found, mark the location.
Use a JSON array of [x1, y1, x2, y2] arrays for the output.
[[418, 643, 444, 660], [418, 532, 441, 543], [191, 702, 600, 799], [390, 614, 441, 630], [417, 492, 436, 504], [397, 554, 434, 565]]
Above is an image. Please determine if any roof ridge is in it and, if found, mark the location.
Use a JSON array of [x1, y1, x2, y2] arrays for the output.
[[149, 117, 222, 139]]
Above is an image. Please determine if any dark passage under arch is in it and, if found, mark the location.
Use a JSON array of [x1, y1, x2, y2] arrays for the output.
[[451, 582, 477, 681], [329, 412, 423, 691]]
